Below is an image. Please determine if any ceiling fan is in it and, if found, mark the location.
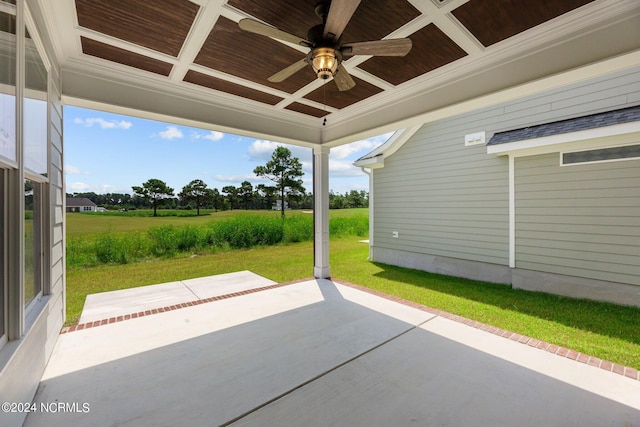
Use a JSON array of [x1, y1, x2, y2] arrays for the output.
[[238, 0, 412, 91]]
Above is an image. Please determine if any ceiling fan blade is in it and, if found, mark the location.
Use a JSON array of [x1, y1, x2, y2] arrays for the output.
[[268, 58, 308, 83], [323, 0, 361, 41], [239, 19, 311, 47], [342, 38, 412, 56], [333, 66, 356, 91]]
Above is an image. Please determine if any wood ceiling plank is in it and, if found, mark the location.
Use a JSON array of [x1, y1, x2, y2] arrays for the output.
[[81, 36, 173, 76], [228, 0, 318, 43], [183, 70, 284, 105], [285, 102, 330, 118], [358, 24, 467, 86], [452, 0, 595, 47], [228, 0, 420, 44], [194, 16, 314, 93], [76, 0, 199, 57], [304, 76, 382, 109]]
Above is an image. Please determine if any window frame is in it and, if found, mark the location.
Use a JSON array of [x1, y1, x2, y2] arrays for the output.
[[23, 175, 44, 310], [0, 0, 52, 346], [21, 4, 49, 317], [0, 0, 17, 346], [0, 168, 7, 348]]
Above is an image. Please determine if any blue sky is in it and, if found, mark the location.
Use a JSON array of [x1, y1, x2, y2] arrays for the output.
[[64, 106, 389, 196]]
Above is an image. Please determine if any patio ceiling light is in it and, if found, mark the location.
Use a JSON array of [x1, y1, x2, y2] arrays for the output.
[[310, 47, 339, 80]]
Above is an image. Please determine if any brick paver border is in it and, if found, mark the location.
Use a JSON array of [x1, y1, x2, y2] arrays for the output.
[[61, 276, 639, 382], [60, 277, 313, 334], [332, 278, 640, 382]]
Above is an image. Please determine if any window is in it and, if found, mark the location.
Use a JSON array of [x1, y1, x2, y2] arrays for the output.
[[0, 1, 16, 345], [0, 9, 16, 164], [23, 15, 48, 310], [562, 144, 640, 166], [24, 178, 43, 306], [0, 169, 6, 344], [23, 22, 47, 176]]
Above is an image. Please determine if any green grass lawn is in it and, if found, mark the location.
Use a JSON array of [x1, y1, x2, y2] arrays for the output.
[[65, 210, 640, 370]]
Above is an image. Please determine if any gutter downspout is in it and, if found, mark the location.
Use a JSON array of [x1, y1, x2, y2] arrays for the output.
[[361, 167, 373, 261]]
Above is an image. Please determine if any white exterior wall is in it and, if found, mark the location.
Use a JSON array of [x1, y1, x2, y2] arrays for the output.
[[0, 2, 65, 426], [372, 66, 640, 305]]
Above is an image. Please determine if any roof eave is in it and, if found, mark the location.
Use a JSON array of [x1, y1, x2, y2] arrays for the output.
[[487, 121, 640, 157]]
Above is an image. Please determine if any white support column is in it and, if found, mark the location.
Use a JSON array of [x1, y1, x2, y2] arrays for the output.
[[313, 145, 331, 279], [508, 154, 515, 269], [361, 167, 373, 260]]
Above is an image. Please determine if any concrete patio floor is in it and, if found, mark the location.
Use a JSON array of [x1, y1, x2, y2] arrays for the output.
[[25, 273, 640, 426]]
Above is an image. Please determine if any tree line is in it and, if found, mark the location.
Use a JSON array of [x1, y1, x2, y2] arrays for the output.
[[67, 147, 368, 216], [67, 187, 368, 213]]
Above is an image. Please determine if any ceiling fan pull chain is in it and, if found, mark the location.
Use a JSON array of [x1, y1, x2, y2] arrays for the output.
[[322, 79, 328, 126]]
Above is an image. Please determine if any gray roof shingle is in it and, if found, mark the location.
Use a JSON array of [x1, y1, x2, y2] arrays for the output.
[[66, 197, 97, 207], [487, 105, 640, 146]]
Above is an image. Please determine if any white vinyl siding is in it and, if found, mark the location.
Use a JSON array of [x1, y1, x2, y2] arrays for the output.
[[47, 73, 64, 342], [515, 153, 640, 286]]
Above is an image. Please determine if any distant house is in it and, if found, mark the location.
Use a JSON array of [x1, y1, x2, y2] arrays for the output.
[[272, 200, 289, 211], [66, 197, 97, 213]]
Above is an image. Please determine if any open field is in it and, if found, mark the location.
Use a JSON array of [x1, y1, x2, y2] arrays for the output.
[[66, 208, 368, 236], [65, 209, 640, 369], [66, 209, 368, 268]]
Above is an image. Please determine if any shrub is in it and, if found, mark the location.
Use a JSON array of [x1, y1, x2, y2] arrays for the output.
[[214, 215, 284, 248], [329, 215, 369, 237], [176, 226, 200, 252], [283, 214, 313, 243], [66, 212, 369, 268], [94, 232, 130, 264], [147, 225, 178, 256]]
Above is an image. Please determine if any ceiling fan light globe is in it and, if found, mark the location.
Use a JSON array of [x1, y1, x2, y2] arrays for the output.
[[311, 47, 338, 80]]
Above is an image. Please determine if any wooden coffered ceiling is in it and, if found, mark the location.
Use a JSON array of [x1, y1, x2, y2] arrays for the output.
[[35, 0, 640, 146]]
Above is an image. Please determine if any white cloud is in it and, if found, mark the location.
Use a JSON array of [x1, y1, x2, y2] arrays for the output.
[[300, 160, 312, 175], [248, 140, 310, 163], [247, 139, 372, 178], [96, 184, 127, 193], [65, 164, 88, 175], [248, 140, 281, 160], [214, 174, 264, 184], [330, 140, 375, 160], [247, 135, 388, 172], [192, 130, 224, 141], [203, 131, 224, 141], [158, 126, 184, 140], [66, 182, 92, 192], [67, 182, 132, 194], [329, 159, 367, 177], [330, 133, 393, 160], [74, 117, 132, 129]]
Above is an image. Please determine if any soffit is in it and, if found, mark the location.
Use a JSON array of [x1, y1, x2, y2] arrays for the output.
[[32, 0, 640, 146]]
